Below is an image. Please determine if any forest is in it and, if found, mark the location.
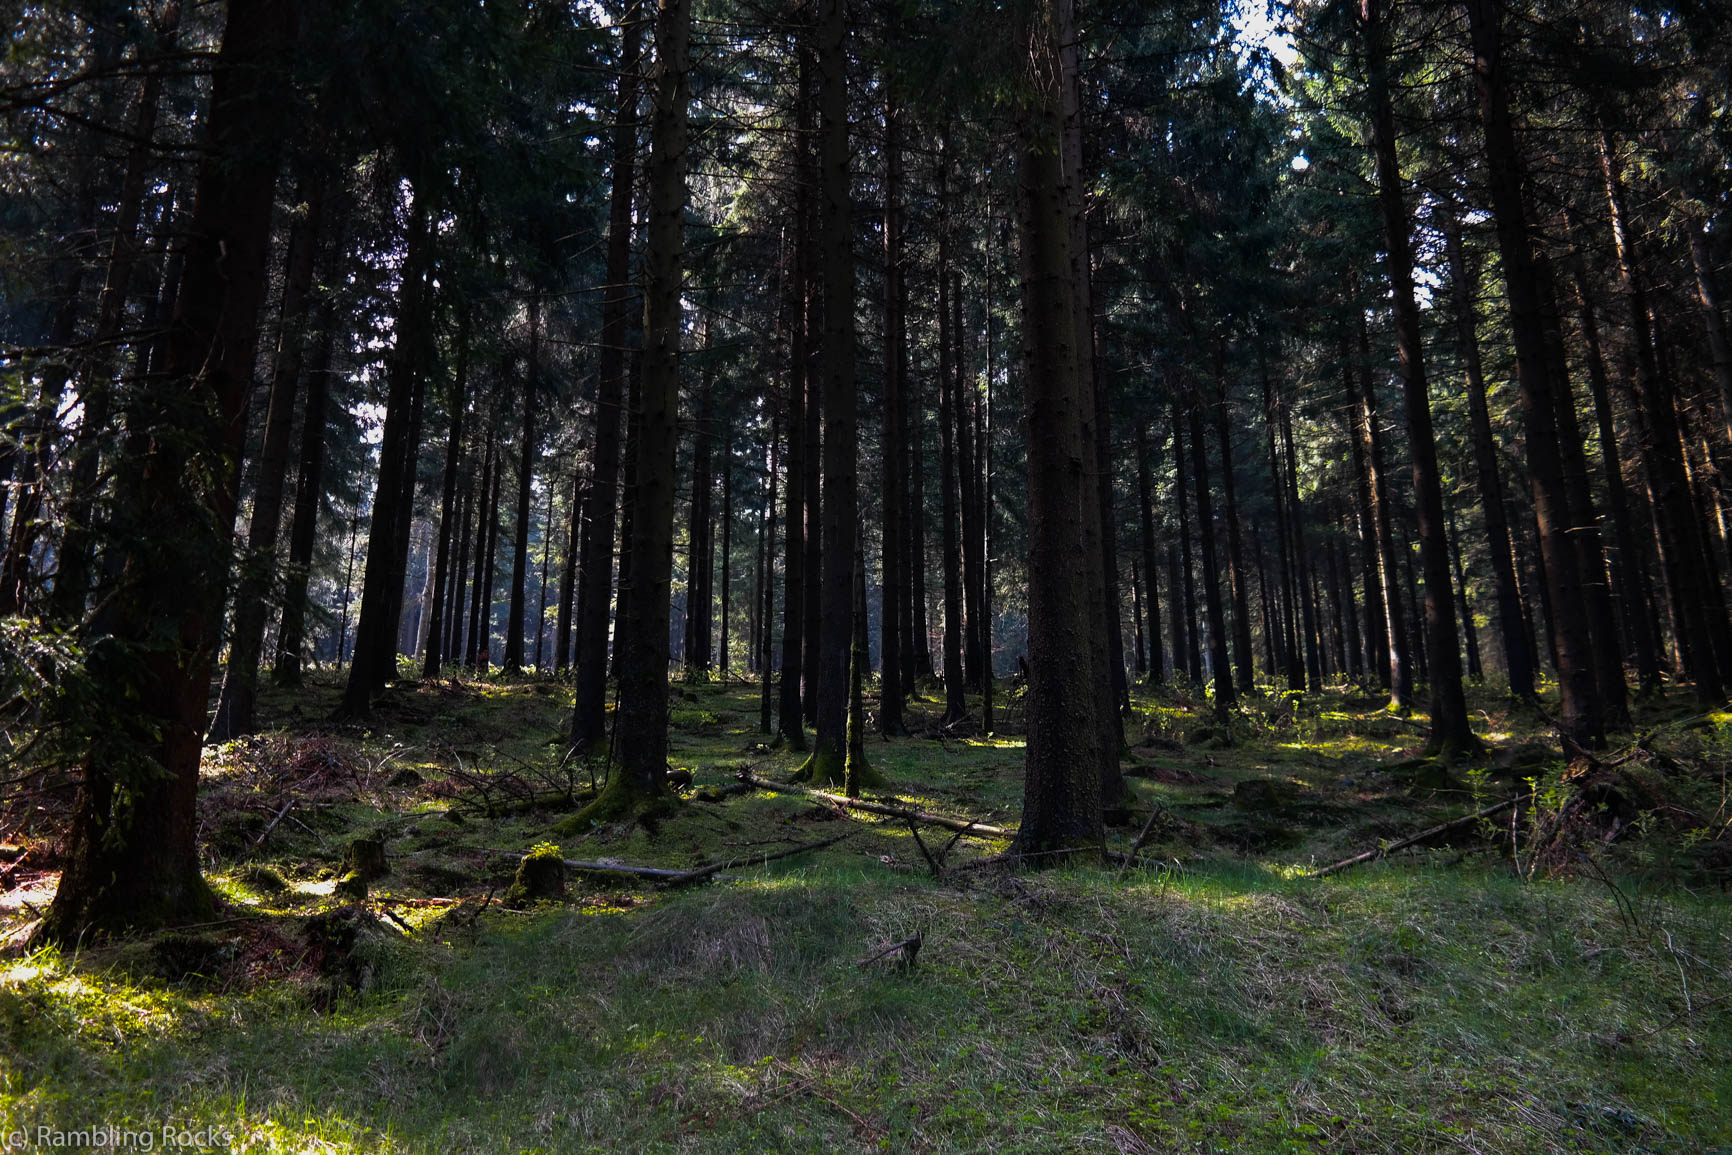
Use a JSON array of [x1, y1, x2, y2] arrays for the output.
[[1, 0, 1730, 1150]]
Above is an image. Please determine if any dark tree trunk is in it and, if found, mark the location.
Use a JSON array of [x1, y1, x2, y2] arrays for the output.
[[575, 0, 690, 819], [1283, 391, 1324, 693], [1172, 403, 1202, 688], [779, 58, 813, 748], [1442, 206, 1535, 702], [1464, 0, 1606, 743], [554, 467, 584, 675], [878, 77, 907, 733], [275, 288, 341, 685], [1449, 508, 1484, 681], [1015, 0, 1102, 858], [1600, 133, 1729, 702], [342, 188, 434, 713], [211, 170, 327, 738], [45, 0, 299, 941], [571, 3, 641, 747], [1569, 251, 1661, 695], [1136, 421, 1166, 685], [760, 418, 780, 734], [504, 295, 540, 675], [423, 307, 470, 680], [1351, 308, 1409, 706], [908, 373, 933, 684], [1363, 0, 1475, 753], [957, 273, 988, 694], [684, 337, 715, 672], [719, 440, 732, 674], [465, 440, 496, 669], [798, 0, 859, 786], [1264, 355, 1303, 691], [1214, 371, 1254, 695], [1186, 394, 1234, 712], [938, 161, 967, 724]]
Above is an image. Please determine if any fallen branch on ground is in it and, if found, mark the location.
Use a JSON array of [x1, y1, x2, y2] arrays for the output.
[[664, 829, 856, 886], [1310, 794, 1528, 878], [736, 772, 1012, 838]]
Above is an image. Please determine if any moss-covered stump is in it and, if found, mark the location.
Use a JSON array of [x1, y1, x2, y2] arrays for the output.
[[340, 837, 389, 880], [549, 774, 677, 837], [504, 844, 566, 908], [334, 872, 368, 902], [790, 746, 887, 794]]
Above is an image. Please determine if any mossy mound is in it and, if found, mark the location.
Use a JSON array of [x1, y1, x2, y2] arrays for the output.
[[504, 845, 566, 909]]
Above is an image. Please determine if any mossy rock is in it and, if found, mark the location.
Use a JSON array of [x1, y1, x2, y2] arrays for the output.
[[334, 872, 369, 901], [1232, 778, 1300, 812], [234, 863, 288, 894], [504, 847, 566, 908], [340, 837, 389, 881]]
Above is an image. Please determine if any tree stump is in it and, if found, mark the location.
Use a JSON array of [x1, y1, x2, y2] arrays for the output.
[[504, 846, 566, 908], [340, 838, 389, 880]]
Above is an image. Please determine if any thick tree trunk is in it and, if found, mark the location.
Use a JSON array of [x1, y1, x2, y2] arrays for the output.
[[45, 0, 298, 942], [571, 4, 641, 747], [1015, 0, 1102, 858], [797, 0, 859, 786], [567, 0, 690, 823], [779, 52, 813, 748]]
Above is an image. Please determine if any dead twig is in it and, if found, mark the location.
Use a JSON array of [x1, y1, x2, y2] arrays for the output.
[[1310, 795, 1528, 879], [857, 929, 923, 970], [665, 829, 856, 886], [737, 772, 1011, 838]]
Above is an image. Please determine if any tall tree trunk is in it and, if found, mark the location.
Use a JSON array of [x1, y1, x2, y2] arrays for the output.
[[1600, 133, 1728, 702], [1015, 0, 1102, 858], [571, 3, 641, 748], [1135, 420, 1166, 685], [45, 0, 299, 942], [760, 418, 780, 734], [554, 465, 584, 675], [684, 332, 715, 672], [423, 309, 469, 680], [465, 440, 496, 669], [1351, 307, 1409, 706], [210, 170, 327, 738], [341, 187, 434, 714], [937, 156, 967, 724], [779, 55, 813, 748], [275, 293, 341, 685], [1172, 404, 1202, 688], [1264, 354, 1304, 691], [1442, 205, 1535, 702], [878, 75, 908, 734], [1214, 370, 1255, 695], [719, 441, 732, 675], [1186, 393, 1235, 712], [566, 0, 691, 823], [1362, 0, 1475, 754], [503, 296, 540, 675], [1463, 0, 1606, 743], [1448, 507, 1484, 681], [796, 0, 861, 787], [1688, 223, 1732, 449]]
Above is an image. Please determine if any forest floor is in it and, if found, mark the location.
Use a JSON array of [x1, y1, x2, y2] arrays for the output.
[[2, 670, 1730, 1153]]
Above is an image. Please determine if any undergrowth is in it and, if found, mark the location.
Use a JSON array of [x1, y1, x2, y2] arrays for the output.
[[1, 673, 1728, 1153]]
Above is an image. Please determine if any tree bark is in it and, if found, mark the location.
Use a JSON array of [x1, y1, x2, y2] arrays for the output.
[[1135, 420, 1165, 685], [45, 0, 299, 941], [571, 2, 641, 747], [1015, 0, 1103, 858], [423, 308, 469, 679], [1363, 0, 1475, 753], [504, 295, 541, 675]]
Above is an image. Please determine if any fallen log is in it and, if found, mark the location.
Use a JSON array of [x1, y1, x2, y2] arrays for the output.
[[1310, 794, 1527, 879], [736, 772, 1013, 839]]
